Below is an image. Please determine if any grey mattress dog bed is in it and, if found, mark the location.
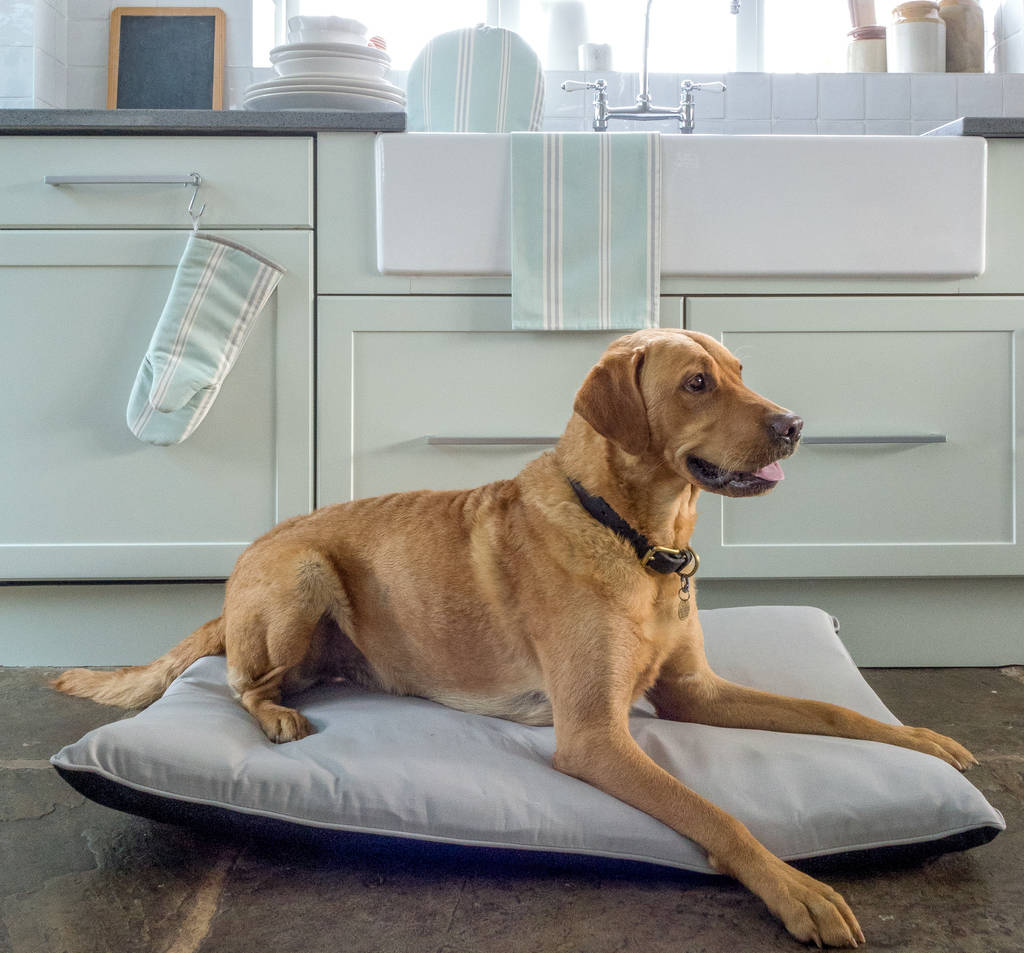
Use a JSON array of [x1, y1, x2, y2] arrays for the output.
[[52, 605, 1004, 871]]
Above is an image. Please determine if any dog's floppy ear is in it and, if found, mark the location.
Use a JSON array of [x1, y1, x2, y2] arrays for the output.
[[573, 342, 650, 456]]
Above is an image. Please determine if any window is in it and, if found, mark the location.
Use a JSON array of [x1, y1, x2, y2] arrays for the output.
[[253, 1, 1003, 74]]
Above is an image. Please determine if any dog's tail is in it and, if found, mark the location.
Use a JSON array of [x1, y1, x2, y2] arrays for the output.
[[51, 615, 226, 709]]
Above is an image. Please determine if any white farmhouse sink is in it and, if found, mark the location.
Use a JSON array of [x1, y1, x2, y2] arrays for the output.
[[375, 132, 986, 278]]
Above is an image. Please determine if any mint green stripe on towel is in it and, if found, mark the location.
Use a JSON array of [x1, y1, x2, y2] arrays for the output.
[[511, 132, 661, 330]]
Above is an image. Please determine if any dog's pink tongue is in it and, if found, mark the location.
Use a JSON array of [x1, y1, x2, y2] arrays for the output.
[[754, 461, 785, 482]]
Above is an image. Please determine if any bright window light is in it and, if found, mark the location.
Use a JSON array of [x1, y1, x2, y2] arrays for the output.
[[762, 0, 849, 73]]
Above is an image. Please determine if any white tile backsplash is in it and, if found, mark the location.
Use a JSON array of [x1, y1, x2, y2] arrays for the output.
[[910, 74, 958, 119], [820, 74, 865, 119], [957, 73, 1005, 113], [724, 72, 771, 119], [771, 74, 818, 119], [865, 73, 912, 118]]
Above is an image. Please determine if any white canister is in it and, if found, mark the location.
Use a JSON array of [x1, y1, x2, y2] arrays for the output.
[[847, 25, 887, 72], [578, 42, 612, 71], [545, 1, 588, 70], [888, 1, 946, 72]]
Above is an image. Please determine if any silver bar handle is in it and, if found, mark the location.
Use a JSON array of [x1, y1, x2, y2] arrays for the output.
[[43, 173, 202, 187], [803, 434, 947, 445], [426, 436, 559, 447]]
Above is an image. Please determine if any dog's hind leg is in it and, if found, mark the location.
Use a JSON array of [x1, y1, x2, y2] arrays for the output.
[[225, 550, 352, 743]]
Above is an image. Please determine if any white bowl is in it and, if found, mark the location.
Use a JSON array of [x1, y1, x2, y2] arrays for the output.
[[286, 15, 367, 46], [244, 88, 405, 112], [272, 53, 389, 80]]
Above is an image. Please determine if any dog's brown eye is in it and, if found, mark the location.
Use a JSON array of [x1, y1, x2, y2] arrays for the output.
[[684, 374, 709, 393]]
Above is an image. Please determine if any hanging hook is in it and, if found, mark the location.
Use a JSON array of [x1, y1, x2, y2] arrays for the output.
[[186, 172, 206, 231]]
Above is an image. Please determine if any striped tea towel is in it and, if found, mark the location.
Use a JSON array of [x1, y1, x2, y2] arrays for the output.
[[407, 25, 544, 133], [127, 232, 284, 446], [511, 132, 661, 330]]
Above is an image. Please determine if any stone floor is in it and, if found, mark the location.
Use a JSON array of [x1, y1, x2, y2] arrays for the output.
[[2, 665, 1022, 953]]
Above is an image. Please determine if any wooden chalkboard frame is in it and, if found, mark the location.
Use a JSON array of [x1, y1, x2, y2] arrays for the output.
[[107, 7, 226, 110]]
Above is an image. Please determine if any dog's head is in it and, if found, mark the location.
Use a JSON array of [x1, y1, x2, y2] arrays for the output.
[[573, 329, 802, 498]]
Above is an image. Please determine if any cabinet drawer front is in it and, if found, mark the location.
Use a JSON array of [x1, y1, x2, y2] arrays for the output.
[[688, 297, 1024, 577], [316, 297, 686, 504], [0, 137, 313, 228], [0, 230, 313, 581]]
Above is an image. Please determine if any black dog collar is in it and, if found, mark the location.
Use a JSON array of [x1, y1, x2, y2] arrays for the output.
[[568, 479, 699, 577]]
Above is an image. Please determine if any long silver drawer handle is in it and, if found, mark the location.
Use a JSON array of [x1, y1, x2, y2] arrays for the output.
[[426, 436, 559, 446], [803, 434, 947, 445], [43, 173, 202, 187], [427, 434, 946, 447]]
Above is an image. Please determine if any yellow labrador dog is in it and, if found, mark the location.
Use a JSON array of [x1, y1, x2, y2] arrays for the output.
[[56, 328, 975, 948]]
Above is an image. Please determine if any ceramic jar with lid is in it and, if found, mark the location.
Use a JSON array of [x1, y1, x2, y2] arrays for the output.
[[939, 0, 984, 72], [888, 1, 946, 72], [848, 25, 887, 72]]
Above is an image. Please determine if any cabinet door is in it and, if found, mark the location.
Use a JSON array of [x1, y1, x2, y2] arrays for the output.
[[0, 230, 312, 580], [687, 297, 1023, 577], [317, 297, 683, 504]]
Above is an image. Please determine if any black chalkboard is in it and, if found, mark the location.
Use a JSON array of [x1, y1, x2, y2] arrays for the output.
[[108, 8, 225, 110]]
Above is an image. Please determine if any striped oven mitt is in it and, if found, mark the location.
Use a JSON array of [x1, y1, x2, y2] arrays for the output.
[[127, 232, 284, 446]]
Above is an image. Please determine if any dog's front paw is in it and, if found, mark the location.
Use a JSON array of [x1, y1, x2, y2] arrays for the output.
[[760, 860, 865, 948], [256, 704, 313, 743], [892, 724, 978, 771]]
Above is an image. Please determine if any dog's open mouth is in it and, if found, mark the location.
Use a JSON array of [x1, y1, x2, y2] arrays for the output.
[[687, 457, 786, 496]]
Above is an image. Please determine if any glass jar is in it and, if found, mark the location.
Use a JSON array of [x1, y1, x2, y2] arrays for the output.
[[888, 1, 946, 72]]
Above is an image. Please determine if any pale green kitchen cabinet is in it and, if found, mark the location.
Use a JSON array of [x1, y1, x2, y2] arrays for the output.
[[686, 296, 1024, 578], [0, 136, 314, 581], [316, 295, 684, 506]]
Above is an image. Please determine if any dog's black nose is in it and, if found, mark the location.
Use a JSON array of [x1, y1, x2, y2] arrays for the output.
[[769, 413, 803, 443]]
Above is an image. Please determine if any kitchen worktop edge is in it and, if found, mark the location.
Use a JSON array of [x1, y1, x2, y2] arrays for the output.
[[0, 108, 406, 135]]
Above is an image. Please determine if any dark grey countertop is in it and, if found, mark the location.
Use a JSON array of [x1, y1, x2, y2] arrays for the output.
[[923, 117, 1024, 137], [0, 108, 405, 135]]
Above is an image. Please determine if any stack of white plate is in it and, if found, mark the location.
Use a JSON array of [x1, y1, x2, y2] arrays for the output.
[[244, 16, 405, 113]]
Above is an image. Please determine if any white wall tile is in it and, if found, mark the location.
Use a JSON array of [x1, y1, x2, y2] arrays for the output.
[[0, 96, 35, 107], [817, 120, 866, 134], [724, 72, 770, 119], [772, 118, 817, 134], [66, 16, 107, 67], [1, 0, 35, 46], [865, 119, 913, 134], [224, 65, 252, 110], [910, 73, 957, 119], [956, 74, 1003, 114], [33, 48, 55, 104], [995, 29, 1024, 71], [33, 0, 57, 57], [64, 64, 105, 108], [602, 71, 638, 107], [771, 73, 818, 119], [912, 119, 949, 134], [722, 118, 771, 134], [820, 73, 865, 119], [865, 73, 911, 118], [646, 72, 680, 109], [0, 45, 34, 97], [1003, 73, 1024, 113], [997, 0, 1024, 40], [544, 71, 585, 118]]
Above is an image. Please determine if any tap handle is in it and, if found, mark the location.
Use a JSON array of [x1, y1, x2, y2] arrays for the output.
[[681, 80, 726, 93], [562, 79, 607, 93]]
